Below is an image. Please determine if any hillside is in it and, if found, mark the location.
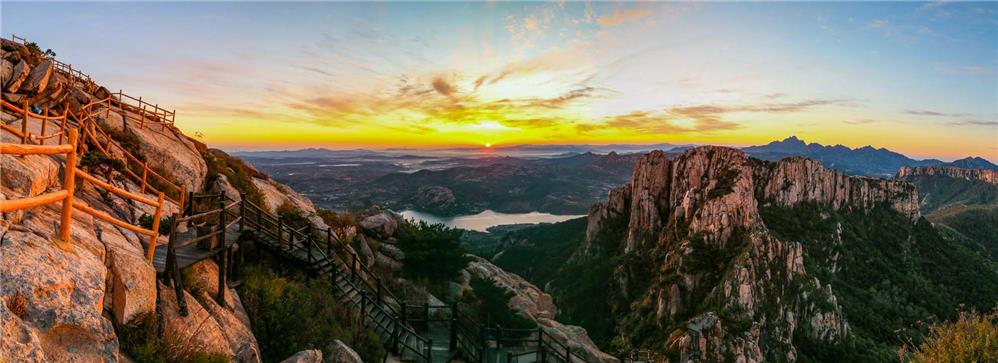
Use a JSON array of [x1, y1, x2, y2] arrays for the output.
[[895, 166, 998, 260], [488, 146, 998, 362]]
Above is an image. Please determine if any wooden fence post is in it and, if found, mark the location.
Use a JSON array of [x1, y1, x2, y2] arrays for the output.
[[216, 196, 227, 307], [56, 128, 79, 245], [139, 104, 146, 129], [21, 101, 28, 144], [39, 108, 48, 145], [140, 162, 148, 194], [59, 114, 67, 144], [146, 192, 165, 262], [238, 193, 246, 232]]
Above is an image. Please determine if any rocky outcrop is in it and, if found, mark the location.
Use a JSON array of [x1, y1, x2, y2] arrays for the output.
[[280, 349, 323, 363], [359, 210, 402, 238], [158, 284, 235, 359], [466, 256, 618, 363], [18, 59, 52, 93], [896, 165, 998, 185], [326, 340, 363, 363], [581, 147, 865, 361], [253, 177, 329, 230], [4, 59, 30, 92], [757, 156, 919, 219]]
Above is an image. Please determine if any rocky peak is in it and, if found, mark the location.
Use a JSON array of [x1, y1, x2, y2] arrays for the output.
[[577, 146, 938, 361], [896, 165, 998, 185], [757, 156, 920, 219]]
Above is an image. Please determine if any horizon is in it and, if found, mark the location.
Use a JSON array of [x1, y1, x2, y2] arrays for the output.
[[3, 1, 996, 162]]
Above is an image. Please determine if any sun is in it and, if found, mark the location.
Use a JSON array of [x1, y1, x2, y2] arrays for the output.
[[484, 143, 492, 148]]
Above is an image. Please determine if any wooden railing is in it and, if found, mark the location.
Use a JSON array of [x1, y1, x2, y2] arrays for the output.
[[71, 98, 186, 210], [1, 105, 167, 262], [8, 34, 92, 86], [112, 90, 175, 130], [0, 129, 79, 244], [1, 100, 71, 145]]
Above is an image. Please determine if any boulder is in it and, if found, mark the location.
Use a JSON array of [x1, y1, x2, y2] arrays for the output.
[[197, 291, 262, 363], [359, 212, 400, 238], [109, 249, 156, 325], [211, 174, 242, 202], [326, 340, 363, 363], [0, 228, 118, 362], [252, 177, 329, 230], [18, 59, 52, 94], [1, 58, 13, 87], [5, 59, 29, 92], [158, 283, 235, 360], [280, 349, 323, 363]]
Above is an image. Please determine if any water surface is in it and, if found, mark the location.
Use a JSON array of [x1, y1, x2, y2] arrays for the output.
[[399, 209, 583, 232]]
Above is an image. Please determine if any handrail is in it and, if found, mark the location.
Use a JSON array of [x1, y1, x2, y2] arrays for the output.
[[1, 130, 77, 244], [72, 101, 186, 210]]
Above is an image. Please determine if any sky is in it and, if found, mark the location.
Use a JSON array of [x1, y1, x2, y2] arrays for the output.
[[3, 1, 996, 161]]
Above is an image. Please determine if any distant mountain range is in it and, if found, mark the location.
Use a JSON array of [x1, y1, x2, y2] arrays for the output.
[[741, 136, 997, 177], [234, 136, 996, 179]]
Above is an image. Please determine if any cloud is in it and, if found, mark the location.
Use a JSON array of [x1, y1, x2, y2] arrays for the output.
[[843, 119, 879, 125], [431, 77, 457, 97], [597, 7, 653, 27], [904, 109, 967, 117], [949, 119, 998, 127], [577, 98, 853, 135]]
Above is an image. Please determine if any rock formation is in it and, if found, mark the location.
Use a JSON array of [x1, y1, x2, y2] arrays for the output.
[[465, 256, 619, 363], [581, 147, 889, 361], [896, 165, 998, 185]]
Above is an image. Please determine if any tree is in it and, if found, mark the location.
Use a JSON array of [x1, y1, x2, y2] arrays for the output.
[[904, 309, 998, 363], [396, 220, 470, 281]]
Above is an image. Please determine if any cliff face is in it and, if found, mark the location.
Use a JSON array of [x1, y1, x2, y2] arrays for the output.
[[896, 165, 998, 185], [580, 146, 928, 361]]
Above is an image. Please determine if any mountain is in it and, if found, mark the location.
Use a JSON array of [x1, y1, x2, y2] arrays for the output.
[[895, 166, 998, 259], [743, 136, 997, 177], [485, 146, 997, 362]]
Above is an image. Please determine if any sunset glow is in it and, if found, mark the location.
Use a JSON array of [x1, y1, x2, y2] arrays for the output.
[[4, 1, 995, 161]]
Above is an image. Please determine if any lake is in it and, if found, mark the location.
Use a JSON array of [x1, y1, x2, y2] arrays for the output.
[[398, 209, 584, 232]]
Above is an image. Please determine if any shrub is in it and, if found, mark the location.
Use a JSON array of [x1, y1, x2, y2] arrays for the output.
[[466, 276, 537, 334], [238, 265, 385, 362], [905, 309, 998, 363], [396, 219, 470, 281], [277, 201, 311, 230], [317, 209, 356, 229], [138, 214, 175, 235], [115, 312, 229, 363], [79, 150, 125, 176], [204, 149, 266, 208]]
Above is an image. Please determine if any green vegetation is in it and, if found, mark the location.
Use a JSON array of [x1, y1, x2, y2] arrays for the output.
[[492, 214, 627, 350], [138, 213, 175, 235], [465, 277, 536, 333], [204, 149, 266, 208], [760, 202, 998, 362], [317, 209, 356, 229], [396, 220, 470, 281], [116, 313, 229, 363], [904, 309, 998, 363], [79, 150, 125, 178], [490, 217, 587, 282], [276, 201, 310, 230], [238, 264, 385, 362]]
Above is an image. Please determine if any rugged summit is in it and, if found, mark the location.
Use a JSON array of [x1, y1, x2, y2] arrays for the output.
[[583, 147, 861, 361]]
